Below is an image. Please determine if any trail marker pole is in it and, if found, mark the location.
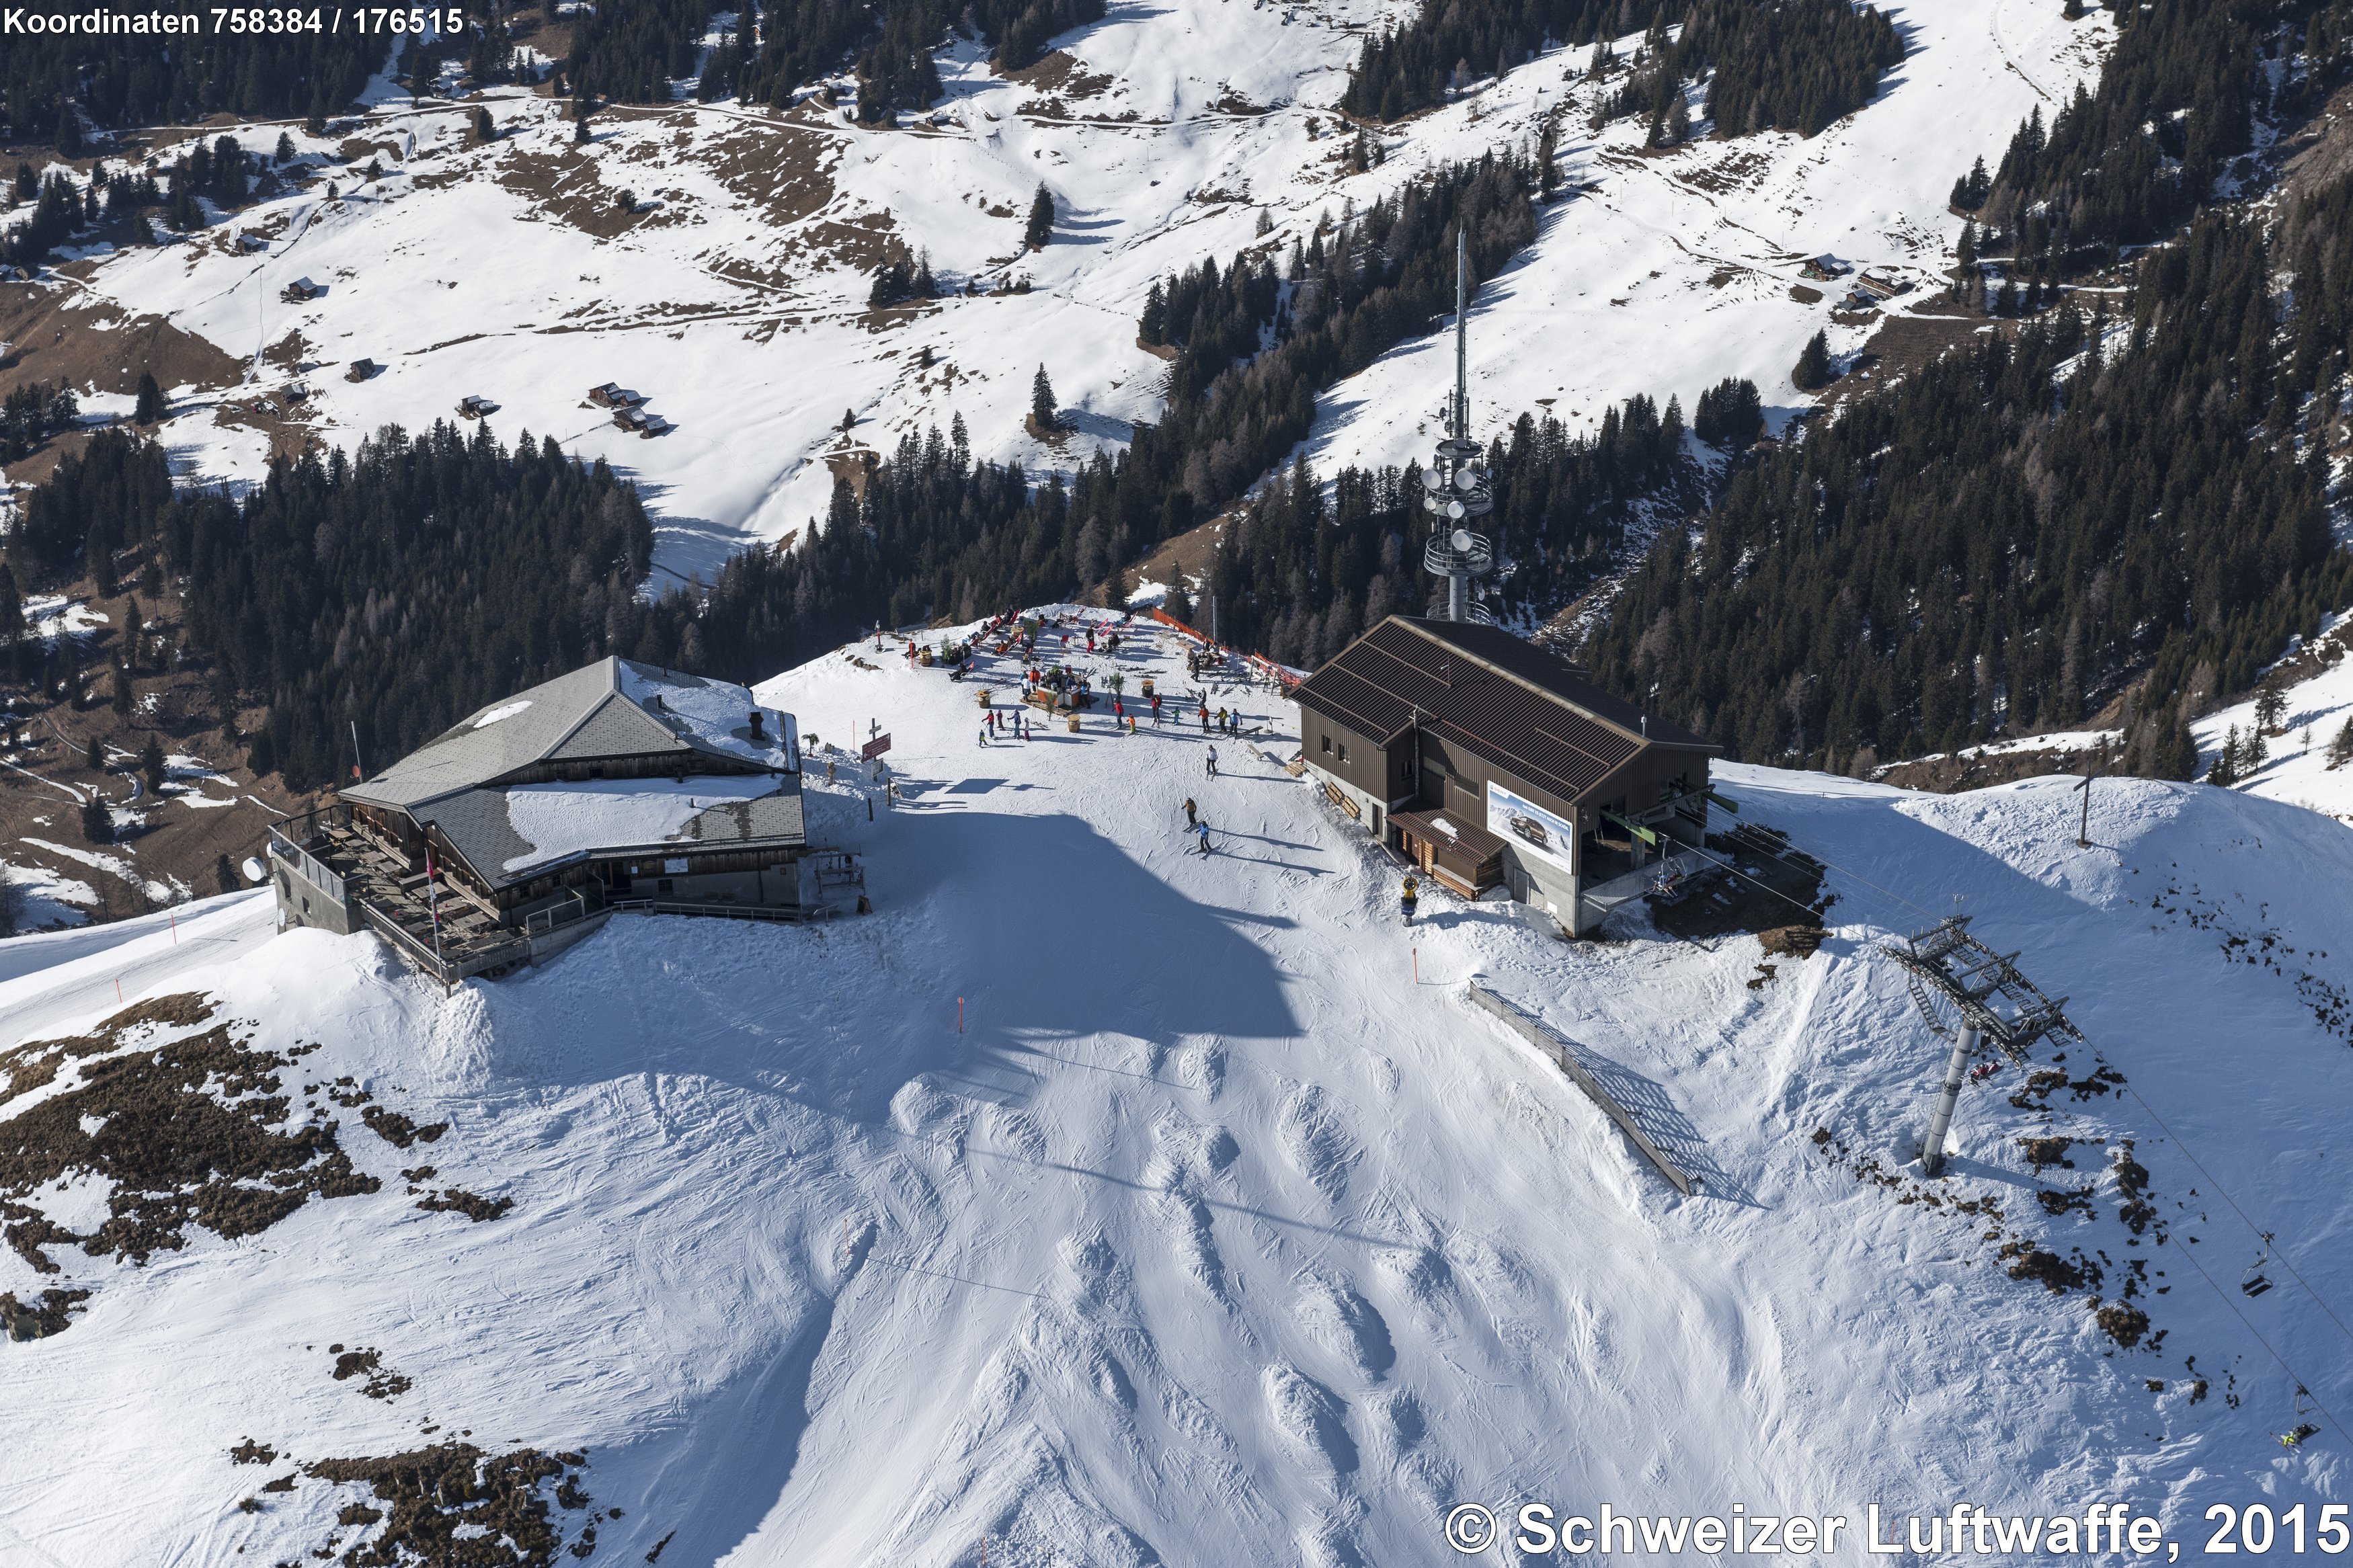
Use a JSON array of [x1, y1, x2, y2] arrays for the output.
[[1412, 947, 1419, 985], [169, 911, 177, 945], [114, 978, 122, 1002], [2073, 769, 2094, 849], [957, 996, 964, 1034]]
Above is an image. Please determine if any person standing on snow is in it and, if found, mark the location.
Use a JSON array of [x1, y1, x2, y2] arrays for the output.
[[1184, 797, 1197, 827], [1205, 745, 1218, 779], [1195, 821, 1213, 856], [978, 724, 989, 746]]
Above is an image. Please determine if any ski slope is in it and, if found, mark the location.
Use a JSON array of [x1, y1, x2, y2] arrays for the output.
[[38, 0, 2106, 581], [0, 613, 2346, 1565]]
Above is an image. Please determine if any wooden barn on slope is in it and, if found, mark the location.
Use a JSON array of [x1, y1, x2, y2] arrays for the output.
[[1290, 616, 1716, 935], [270, 657, 861, 982]]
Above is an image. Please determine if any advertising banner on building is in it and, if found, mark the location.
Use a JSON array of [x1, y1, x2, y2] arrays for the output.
[[1487, 780, 1577, 876]]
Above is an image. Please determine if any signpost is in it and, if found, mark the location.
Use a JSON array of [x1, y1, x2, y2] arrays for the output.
[[861, 733, 892, 761]]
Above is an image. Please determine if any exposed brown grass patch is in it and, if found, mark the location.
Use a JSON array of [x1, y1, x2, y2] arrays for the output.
[[362, 1105, 450, 1148], [0, 1286, 90, 1339], [296, 1443, 592, 1565], [417, 1188, 514, 1223], [331, 1346, 413, 1401], [0, 998, 374, 1286]]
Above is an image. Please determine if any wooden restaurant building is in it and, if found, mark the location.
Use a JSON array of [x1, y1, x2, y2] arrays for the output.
[[270, 657, 859, 981], [1290, 616, 1716, 934]]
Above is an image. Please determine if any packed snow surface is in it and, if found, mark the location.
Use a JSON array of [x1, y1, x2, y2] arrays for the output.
[[0, 613, 2347, 1565]]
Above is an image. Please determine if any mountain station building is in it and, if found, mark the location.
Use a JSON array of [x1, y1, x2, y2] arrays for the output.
[[270, 657, 859, 981], [1289, 616, 1716, 934]]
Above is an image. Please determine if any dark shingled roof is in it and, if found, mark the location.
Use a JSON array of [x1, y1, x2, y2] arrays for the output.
[[1291, 617, 1711, 807]]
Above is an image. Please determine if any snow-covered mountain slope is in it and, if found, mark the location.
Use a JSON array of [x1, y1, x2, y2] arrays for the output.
[[2, 614, 2347, 1565], [36, 0, 2106, 580], [2192, 612, 2353, 827]]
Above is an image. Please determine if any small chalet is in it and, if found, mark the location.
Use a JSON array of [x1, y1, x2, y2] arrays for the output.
[[1290, 616, 1716, 934], [456, 394, 499, 419], [1799, 255, 1851, 281], [612, 405, 649, 431], [588, 382, 644, 408], [346, 358, 379, 382], [271, 658, 859, 981], [281, 277, 325, 302]]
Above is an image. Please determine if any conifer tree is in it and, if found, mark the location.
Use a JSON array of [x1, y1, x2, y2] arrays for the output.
[[80, 793, 111, 845], [1031, 366, 1058, 430], [139, 733, 166, 791], [1792, 330, 1833, 391], [133, 372, 164, 425], [1023, 182, 1054, 250], [2253, 672, 2287, 734], [2207, 727, 2239, 786], [2327, 716, 2353, 770]]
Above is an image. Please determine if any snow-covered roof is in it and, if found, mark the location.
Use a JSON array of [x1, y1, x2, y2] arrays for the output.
[[345, 656, 797, 813], [426, 775, 806, 883]]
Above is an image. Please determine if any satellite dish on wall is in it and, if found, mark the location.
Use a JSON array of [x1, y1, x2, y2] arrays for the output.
[[1451, 528, 1475, 552], [241, 857, 267, 885]]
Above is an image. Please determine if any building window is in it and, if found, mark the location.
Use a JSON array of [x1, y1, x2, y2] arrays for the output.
[[1338, 743, 1349, 764], [1320, 735, 1332, 754], [657, 878, 674, 894]]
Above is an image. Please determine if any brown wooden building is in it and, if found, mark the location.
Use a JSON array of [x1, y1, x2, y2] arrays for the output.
[[1290, 616, 1716, 933]]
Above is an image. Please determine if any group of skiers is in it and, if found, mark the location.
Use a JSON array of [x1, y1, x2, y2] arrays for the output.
[[978, 706, 1035, 744]]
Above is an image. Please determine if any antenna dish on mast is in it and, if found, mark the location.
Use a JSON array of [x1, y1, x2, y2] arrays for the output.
[[1423, 227, 1495, 624]]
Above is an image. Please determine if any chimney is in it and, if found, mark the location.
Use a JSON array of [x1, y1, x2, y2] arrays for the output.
[[749, 709, 766, 739]]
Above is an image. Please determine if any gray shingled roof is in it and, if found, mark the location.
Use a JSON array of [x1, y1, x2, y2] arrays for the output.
[[345, 657, 791, 811]]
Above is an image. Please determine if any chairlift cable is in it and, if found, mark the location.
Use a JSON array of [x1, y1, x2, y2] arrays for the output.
[[2149, 1202, 2350, 1450], [2104, 1079, 2353, 1354]]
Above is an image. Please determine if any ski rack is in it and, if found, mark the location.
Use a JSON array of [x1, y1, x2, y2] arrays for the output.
[[1882, 915, 2082, 1063]]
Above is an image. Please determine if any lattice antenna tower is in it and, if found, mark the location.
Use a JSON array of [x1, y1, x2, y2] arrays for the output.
[[1421, 228, 1496, 624]]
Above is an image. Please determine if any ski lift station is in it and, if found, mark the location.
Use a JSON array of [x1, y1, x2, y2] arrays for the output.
[[268, 657, 862, 983], [1291, 616, 1716, 935]]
